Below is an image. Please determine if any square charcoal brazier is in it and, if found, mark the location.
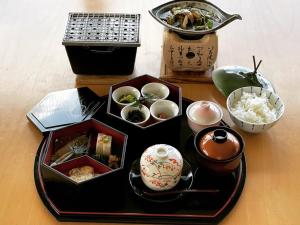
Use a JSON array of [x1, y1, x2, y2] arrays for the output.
[[62, 13, 141, 75]]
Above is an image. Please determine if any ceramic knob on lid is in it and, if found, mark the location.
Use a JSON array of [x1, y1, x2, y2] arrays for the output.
[[140, 144, 183, 191], [199, 129, 240, 160]]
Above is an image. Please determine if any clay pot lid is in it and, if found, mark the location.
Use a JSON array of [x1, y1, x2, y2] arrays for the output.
[[199, 129, 240, 160], [188, 101, 222, 125]]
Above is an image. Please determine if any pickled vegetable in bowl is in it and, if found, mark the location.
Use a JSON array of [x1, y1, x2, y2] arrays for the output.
[[118, 94, 137, 104]]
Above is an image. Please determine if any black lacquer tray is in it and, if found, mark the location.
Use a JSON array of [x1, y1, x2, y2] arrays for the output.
[[34, 98, 246, 224]]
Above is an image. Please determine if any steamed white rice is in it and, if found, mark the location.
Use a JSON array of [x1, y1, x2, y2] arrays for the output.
[[231, 92, 277, 124]]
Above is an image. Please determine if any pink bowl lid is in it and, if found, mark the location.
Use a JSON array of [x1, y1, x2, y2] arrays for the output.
[[188, 101, 222, 125]]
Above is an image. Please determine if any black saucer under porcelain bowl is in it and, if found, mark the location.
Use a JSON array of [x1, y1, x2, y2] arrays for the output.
[[129, 159, 193, 203], [194, 126, 244, 174]]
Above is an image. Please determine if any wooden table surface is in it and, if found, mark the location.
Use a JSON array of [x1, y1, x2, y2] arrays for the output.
[[0, 0, 299, 224]]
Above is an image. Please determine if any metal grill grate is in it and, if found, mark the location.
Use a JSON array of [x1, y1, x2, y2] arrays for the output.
[[63, 13, 140, 47]]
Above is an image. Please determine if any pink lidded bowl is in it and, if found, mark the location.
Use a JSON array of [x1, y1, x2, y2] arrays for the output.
[[186, 100, 223, 133]]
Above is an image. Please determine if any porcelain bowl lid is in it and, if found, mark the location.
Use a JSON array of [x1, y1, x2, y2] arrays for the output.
[[140, 144, 183, 191]]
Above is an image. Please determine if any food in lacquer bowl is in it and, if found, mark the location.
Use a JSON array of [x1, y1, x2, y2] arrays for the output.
[[52, 155, 113, 184], [42, 119, 127, 185]]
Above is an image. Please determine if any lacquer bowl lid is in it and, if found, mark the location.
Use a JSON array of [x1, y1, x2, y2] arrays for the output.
[[199, 129, 240, 160], [140, 144, 183, 191]]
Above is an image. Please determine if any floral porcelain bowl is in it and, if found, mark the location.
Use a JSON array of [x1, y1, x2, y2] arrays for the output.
[[140, 144, 183, 191]]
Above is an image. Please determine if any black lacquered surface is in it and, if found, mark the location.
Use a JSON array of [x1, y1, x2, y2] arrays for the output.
[[27, 87, 103, 133], [34, 98, 246, 224]]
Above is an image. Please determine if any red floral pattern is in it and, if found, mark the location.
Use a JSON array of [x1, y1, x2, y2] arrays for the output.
[[140, 144, 183, 190]]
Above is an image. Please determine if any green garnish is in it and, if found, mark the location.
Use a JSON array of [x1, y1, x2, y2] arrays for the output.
[[205, 19, 213, 29], [131, 93, 161, 109], [118, 94, 137, 103], [102, 135, 110, 143]]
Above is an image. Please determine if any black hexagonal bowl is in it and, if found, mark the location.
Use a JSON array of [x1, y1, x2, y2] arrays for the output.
[[107, 75, 182, 154], [41, 118, 128, 208]]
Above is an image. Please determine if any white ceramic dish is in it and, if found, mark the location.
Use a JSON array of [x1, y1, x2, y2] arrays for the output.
[[120, 104, 150, 126], [112, 86, 141, 109], [141, 82, 170, 105], [150, 99, 179, 122]]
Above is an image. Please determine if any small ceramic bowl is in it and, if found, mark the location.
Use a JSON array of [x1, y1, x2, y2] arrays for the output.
[[140, 144, 183, 191], [186, 101, 223, 134], [150, 99, 179, 122], [112, 86, 141, 109], [141, 82, 170, 105], [121, 104, 150, 126], [194, 126, 244, 174], [226, 86, 284, 133]]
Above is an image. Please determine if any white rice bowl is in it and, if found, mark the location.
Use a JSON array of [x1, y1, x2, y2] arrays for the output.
[[226, 86, 284, 133]]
